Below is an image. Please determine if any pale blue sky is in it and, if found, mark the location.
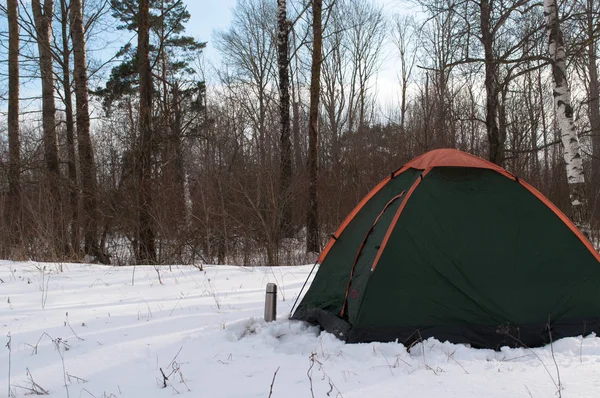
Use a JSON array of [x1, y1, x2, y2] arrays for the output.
[[183, 0, 414, 57], [0, 0, 415, 109], [181, 0, 416, 103], [183, 0, 237, 63]]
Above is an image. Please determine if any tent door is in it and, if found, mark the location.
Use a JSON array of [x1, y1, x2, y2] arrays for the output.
[[340, 191, 407, 321]]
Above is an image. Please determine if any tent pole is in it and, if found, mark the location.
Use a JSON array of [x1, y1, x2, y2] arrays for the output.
[[289, 260, 319, 318]]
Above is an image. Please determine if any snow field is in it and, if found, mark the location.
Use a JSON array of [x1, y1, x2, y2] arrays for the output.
[[1, 261, 600, 397]]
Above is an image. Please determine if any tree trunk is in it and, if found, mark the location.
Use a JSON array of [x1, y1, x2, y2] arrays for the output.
[[60, 0, 79, 256], [7, 0, 21, 250], [291, 76, 303, 170], [525, 72, 540, 180], [32, 0, 63, 256], [71, 0, 102, 260], [277, 0, 293, 239], [434, 68, 448, 147], [544, 0, 588, 225], [159, 0, 186, 232], [137, 0, 157, 264], [586, 0, 600, 197], [538, 68, 550, 187], [307, 0, 322, 254], [480, 0, 503, 166], [291, 30, 304, 170], [401, 66, 408, 134], [292, 99, 302, 169], [171, 84, 187, 223]]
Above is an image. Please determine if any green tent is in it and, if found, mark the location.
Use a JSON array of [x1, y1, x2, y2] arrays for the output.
[[292, 149, 600, 348]]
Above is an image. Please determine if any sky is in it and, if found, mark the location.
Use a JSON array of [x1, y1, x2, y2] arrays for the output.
[[181, 0, 417, 106], [183, 0, 238, 65], [0, 0, 416, 114]]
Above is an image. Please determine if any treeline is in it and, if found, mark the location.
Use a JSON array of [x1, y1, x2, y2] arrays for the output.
[[0, 0, 599, 265]]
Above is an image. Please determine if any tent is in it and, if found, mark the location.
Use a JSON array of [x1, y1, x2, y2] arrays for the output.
[[292, 149, 600, 348]]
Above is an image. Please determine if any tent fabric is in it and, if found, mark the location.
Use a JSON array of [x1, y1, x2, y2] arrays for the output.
[[292, 149, 600, 349]]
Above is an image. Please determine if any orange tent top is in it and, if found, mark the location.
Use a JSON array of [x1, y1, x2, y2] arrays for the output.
[[395, 148, 513, 178]]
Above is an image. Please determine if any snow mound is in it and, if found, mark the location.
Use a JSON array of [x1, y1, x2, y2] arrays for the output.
[[226, 317, 319, 344]]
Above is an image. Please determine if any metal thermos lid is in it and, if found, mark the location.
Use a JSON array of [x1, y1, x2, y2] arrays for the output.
[[266, 283, 277, 293]]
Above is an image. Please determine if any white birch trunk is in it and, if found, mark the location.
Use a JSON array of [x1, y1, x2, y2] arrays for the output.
[[544, 0, 588, 225]]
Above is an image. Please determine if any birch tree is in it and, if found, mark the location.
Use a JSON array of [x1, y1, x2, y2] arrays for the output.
[[544, 0, 588, 225]]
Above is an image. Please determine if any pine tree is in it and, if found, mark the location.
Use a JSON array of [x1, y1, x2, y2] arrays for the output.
[[99, 0, 206, 109], [98, 0, 206, 263]]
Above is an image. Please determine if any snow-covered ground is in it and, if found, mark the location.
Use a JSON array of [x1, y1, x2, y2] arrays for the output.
[[2, 261, 600, 397]]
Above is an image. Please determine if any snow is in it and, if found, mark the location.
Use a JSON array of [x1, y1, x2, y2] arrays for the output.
[[2, 261, 600, 397]]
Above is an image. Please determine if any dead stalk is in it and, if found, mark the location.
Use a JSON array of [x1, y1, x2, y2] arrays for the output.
[[54, 338, 70, 398], [65, 312, 84, 341], [6, 333, 11, 398], [21, 368, 49, 395], [500, 324, 561, 397], [268, 366, 280, 398], [547, 323, 562, 398]]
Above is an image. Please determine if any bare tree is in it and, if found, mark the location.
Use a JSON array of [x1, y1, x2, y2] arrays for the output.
[[277, 0, 293, 238], [71, 0, 102, 259], [392, 14, 417, 135], [7, 0, 21, 251], [544, 0, 588, 225], [59, 0, 80, 256], [345, 0, 386, 134], [307, 0, 322, 254], [417, 0, 544, 164], [2, 0, 598, 264], [580, 0, 600, 192], [321, 3, 346, 167], [214, 0, 277, 164], [290, 20, 306, 172], [480, 0, 502, 164], [474, 0, 542, 165], [214, 0, 281, 264], [416, 0, 464, 150], [31, 0, 63, 255]]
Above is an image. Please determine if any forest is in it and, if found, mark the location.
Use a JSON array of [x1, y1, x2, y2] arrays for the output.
[[0, 0, 598, 266]]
